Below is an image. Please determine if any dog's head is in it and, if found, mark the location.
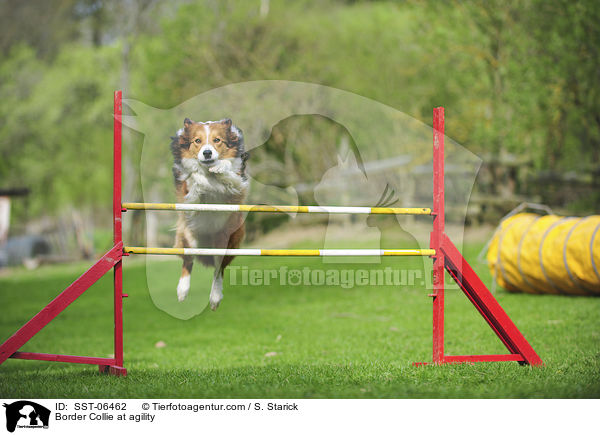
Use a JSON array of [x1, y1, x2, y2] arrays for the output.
[[176, 118, 244, 167]]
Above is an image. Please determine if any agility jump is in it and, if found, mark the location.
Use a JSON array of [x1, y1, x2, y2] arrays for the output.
[[0, 91, 543, 376]]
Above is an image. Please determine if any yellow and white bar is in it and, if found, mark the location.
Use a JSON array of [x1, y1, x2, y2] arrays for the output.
[[124, 247, 436, 256], [122, 202, 432, 215]]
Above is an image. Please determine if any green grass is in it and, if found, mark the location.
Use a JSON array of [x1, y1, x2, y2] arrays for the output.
[[0, 241, 599, 398]]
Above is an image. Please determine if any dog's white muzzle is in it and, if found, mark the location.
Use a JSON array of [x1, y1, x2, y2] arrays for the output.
[[198, 144, 219, 165]]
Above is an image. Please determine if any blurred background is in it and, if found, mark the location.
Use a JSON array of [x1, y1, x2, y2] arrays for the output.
[[0, 0, 598, 268]]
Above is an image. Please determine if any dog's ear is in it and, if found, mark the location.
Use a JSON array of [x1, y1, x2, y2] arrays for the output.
[[178, 123, 191, 148], [220, 118, 232, 128], [177, 128, 190, 149], [178, 135, 190, 149], [227, 123, 243, 148]]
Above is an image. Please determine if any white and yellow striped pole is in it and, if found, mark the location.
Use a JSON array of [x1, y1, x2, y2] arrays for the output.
[[124, 247, 435, 256], [122, 203, 432, 215]]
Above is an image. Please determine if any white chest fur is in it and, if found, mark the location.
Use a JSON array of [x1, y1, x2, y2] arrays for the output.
[[178, 157, 249, 237]]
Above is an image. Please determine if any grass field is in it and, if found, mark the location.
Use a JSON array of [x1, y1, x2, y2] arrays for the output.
[[0, 239, 599, 399]]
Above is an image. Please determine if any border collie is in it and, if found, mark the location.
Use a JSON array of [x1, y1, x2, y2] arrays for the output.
[[170, 118, 249, 310]]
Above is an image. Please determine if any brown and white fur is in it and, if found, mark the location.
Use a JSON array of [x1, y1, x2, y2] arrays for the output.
[[171, 118, 249, 310]]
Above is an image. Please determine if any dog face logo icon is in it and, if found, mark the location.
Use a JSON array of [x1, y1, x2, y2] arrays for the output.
[[3, 401, 50, 432]]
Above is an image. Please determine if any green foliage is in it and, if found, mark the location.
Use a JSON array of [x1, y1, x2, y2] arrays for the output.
[[1, 0, 599, 225], [0, 43, 120, 222]]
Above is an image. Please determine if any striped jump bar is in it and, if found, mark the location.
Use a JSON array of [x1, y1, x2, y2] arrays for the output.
[[124, 247, 436, 256], [122, 202, 432, 215]]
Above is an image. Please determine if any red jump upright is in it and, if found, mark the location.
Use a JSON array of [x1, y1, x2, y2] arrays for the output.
[[415, 107, 542, 366], [0, 91, 128, 376]]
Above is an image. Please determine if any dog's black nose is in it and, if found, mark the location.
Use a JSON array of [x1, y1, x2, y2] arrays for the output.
[[203, 149, 212, 159]]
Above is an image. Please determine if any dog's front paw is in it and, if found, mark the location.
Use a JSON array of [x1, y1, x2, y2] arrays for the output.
[[177, 275, 191, 302], [208, 159, 232, 174], [209, 292, 222, 311]]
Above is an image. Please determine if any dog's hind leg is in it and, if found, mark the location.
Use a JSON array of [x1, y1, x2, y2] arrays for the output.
[[209, 224, 244, 311], [209, 262, 224, 311]]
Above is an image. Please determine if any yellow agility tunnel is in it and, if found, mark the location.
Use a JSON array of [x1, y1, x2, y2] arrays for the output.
[[487, 213, 600, 295]]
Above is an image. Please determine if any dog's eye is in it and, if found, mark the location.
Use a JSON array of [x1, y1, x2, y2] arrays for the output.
[[195, 138, 201, 144], [213, 138, 220, 143]]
